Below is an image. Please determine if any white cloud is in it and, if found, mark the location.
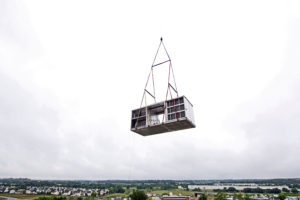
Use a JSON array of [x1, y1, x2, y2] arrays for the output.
[[1, 0, 300, 179]]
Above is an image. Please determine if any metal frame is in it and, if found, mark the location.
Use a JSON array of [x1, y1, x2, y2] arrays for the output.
[[134, 38, 179, 129]]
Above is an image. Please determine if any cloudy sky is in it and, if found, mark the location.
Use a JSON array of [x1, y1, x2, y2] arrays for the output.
[[1, 0, 300, 180]]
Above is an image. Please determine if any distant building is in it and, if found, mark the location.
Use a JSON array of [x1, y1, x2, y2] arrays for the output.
[[250, 194, 269, 200], [51, 191, 60, 195], [188, 184, 289, 191], [9, 190, 16, 194], [16, 189, 25, 194], [147, 192, 153, 197], [288, 197, 300, 200], [152, 197, 161, 200]]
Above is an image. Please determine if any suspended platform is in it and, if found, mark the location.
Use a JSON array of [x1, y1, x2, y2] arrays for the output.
[[130, 38, 196, 136], [131, 96, 195, 136]]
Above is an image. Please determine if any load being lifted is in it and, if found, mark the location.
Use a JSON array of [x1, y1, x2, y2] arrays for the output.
[[130, 38, 195, 136]]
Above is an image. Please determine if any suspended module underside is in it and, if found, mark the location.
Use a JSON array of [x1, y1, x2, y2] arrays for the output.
[[131, 96, 195, 136]]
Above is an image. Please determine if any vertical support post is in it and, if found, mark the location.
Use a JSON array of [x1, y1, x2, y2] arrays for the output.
[[145, 94, 148, 127]]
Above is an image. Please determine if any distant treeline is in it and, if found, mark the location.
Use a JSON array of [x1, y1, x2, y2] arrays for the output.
[[218, 179, 300, 186], [208, 187, 299, 194], [1, 178, 300, 190], [0, 178, 176, 193]]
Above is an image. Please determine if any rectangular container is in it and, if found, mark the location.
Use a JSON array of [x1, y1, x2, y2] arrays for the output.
[[131, 96, 195, 136]]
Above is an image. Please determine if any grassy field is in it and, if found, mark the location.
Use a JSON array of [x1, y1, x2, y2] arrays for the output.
[[0, 194, 52, 199], [102, 193, 127, 198]]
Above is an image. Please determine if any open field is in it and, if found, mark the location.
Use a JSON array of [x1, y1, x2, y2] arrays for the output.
[[0, 194, 52, 199], [102, 193, 127, 198]]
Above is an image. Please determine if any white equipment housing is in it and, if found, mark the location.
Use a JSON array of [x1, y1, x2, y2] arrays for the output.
[[131, 96, 195, 136]]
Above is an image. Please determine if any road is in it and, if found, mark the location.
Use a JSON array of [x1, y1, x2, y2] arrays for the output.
[[0, 196, 21, 200]]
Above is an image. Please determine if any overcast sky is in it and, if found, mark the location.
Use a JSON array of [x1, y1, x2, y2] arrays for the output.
[[1, 0, 300, 180]]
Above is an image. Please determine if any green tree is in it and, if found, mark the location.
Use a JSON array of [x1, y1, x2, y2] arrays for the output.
[[270, 188, 281, 194], [254, 187, 264, 194], [233, 193, 243, 200], [243, 188, 252, 193], [36, 197, 67, 200], [282, 188, 289, 193], [244, 193, 250, 200], [278, 193, 287, 200], [199, 193, 207, 200], [130, 190, 147, 200], [91, 192, 97, 198], [35, 197, 50, 200], [115, 185, 125, 193], [52, 197, 67, 200], [227, 187, 237, 193], [291, 188, 298, 194], [215, 192, 226, 200]]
